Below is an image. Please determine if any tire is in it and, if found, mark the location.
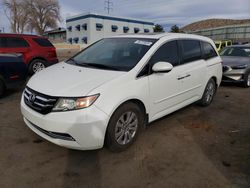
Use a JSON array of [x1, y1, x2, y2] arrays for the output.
[[0, 79, 6, 97], [243, 71, 250, 88], [199, 78, 216, 106], [105, 102, 144, 152], [29, 59, 47, 74]]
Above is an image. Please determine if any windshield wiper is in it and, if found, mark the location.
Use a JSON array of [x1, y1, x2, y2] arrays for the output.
[[87, 63, 120, 70], [67, 58, 78, 65], [80, 63, 120, 71]]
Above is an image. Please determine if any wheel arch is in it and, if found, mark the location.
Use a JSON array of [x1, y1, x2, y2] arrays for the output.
[[28, 56, 47, 66], [107, 98, 149, 128], [211, 76, 218, 87]]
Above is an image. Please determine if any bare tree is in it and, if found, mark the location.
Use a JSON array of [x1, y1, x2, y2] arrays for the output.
[[25, 0, 61, 35], [2, 0, 28, 33]]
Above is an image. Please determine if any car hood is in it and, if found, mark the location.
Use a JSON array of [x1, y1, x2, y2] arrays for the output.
[[221, 56, 250, 66], [27, 62, 125, 97]]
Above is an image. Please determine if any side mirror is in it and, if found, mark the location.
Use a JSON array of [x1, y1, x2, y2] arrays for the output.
[[152, 62, 173, 73]]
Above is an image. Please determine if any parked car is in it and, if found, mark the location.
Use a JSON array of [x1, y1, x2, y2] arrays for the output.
[[0, 33, 58, 74], [21, 33, 222, 151], [0, 53, 27, 97], [214, 40, 232, 52], [221, 45, 250, 87]]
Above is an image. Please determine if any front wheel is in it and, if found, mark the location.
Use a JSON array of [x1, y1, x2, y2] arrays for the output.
[[243, 71, 250, 88], [29, 59, 47, 74], [105, 102, 144, 152], [199, 79, 216, 106]]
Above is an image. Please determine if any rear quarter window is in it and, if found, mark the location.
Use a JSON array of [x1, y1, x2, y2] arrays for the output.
[[33, 38, 54, 47], [202, 42, 218, 60], [180, 40, 202, 64]]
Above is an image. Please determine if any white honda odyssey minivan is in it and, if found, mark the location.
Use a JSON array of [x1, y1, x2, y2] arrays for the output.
[[21, 33, 222, 151]]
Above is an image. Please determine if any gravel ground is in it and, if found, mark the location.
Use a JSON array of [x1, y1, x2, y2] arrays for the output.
[[0, 75, 249, 188]]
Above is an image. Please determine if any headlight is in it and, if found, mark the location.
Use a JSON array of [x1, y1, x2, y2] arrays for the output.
[[232, 64, 248, 69], [52, 94, 99, 112]]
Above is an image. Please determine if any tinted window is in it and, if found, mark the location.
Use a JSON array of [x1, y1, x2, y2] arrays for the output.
[[202, 42, 217, 59], [0, 37, 29, 47], [33, 38, 53, 47], [150, 41, 179, 66], [0, 38, 6, 47], [181, 40, 202, 63]]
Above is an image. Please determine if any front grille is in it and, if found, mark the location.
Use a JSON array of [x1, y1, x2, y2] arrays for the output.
[[24, 87, 58, 115]]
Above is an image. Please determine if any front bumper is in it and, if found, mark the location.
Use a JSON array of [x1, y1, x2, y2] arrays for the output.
[[21, 96, 109, 150], [222, 66, 246, 82]]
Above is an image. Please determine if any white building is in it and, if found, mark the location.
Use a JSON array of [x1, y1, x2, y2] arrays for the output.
[[66, 13, 154, 46]]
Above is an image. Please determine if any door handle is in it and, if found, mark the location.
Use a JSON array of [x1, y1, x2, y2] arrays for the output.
[[177, 74, 191, 80]]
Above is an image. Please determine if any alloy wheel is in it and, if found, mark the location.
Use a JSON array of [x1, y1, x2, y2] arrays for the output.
[[205, 82, 215, 103], [33, 62, 45, 73], [115, 111, 138, 145], [247, 74, 250, 86]]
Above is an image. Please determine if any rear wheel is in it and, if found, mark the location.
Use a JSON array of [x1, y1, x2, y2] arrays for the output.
[[243, 71, 250, 88], [105, 102, 144, 152], [29, 59, 47, 74], [0, 80, 6, 97], [199, 79, 216, 106]]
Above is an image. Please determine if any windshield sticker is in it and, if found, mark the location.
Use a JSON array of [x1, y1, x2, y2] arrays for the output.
[[134, 40, 153, 46]]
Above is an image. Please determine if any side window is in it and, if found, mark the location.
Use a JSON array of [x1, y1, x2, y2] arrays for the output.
[[180, 40, 202, 63], [150, 40, 179, 66], [202, 42, 218, 60], [0, 38, 6, 47], [5, 37, 29, 47]]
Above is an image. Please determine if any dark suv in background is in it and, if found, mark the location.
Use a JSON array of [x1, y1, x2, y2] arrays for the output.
[[0, 34, 58, 74]]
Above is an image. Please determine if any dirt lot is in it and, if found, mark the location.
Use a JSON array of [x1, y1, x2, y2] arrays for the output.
[[0, 80, 249, 188]]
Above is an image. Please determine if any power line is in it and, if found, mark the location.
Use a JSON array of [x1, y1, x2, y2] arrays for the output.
[[104, 0, 113, 14]]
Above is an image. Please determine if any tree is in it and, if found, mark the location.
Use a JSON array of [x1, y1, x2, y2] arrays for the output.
[[2, 0, 29, 33], [2, 0, 61, 34], [154, 24, 164, 32], [170, 25, 180, 33], [25, 0, 61, 35]]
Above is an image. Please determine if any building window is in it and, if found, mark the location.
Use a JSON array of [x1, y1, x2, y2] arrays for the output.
[[82, 23, 87, 30], [111, 25, 118, 32], [68, 38, 72, 44], [123, 26, 129, 33], [82, 37, 87, 44], [144, 29, 150, 33], [75, 25, 81, 31], [67, 26, 72, 32], [96, 23, 103, 31], [73, 37, 79, 44], [134, 28, 140, 33]]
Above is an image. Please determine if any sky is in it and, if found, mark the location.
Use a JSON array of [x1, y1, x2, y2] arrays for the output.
[[0, 0, 250, 32]]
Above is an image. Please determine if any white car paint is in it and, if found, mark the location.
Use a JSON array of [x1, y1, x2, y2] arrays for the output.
[[21, 33, 222, 150]]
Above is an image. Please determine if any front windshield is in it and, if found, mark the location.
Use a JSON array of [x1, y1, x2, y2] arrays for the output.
[[68, 38, 156, 71], [220, 47, 250, 57]]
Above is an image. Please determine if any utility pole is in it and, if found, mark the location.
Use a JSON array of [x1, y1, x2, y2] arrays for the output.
[[105, 0, 113, 14]]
